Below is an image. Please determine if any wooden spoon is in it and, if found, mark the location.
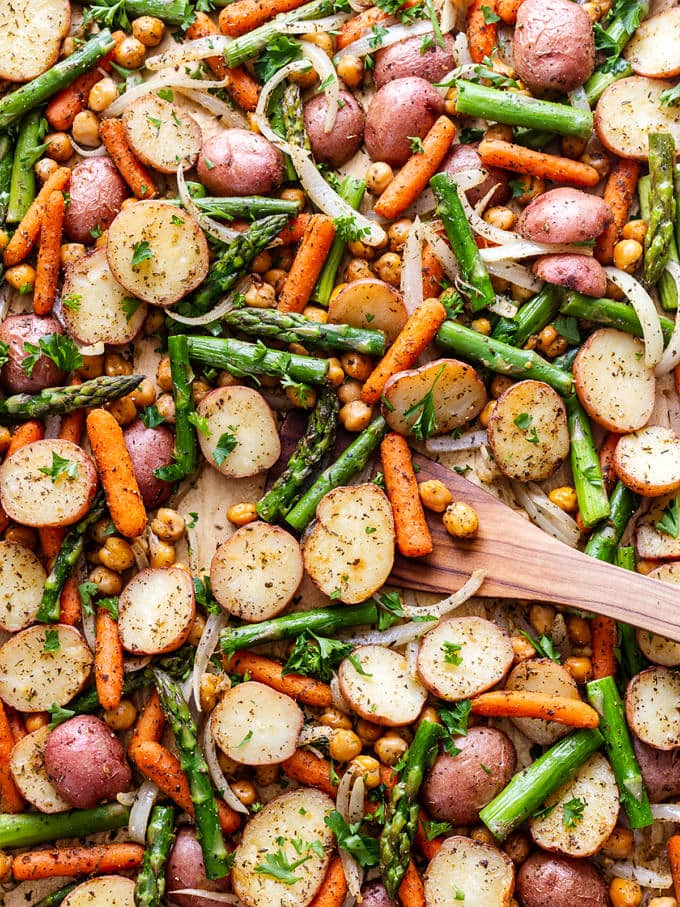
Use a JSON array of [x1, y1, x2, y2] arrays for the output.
[[390, 453, 680, 643]]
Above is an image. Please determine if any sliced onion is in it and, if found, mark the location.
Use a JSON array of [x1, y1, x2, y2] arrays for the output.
[[401, 217, 424, 315], [68, 137, 107, 157], [337, 762, 353, 819], [419, 220, 458, 279], [104, 70, 229, 117], [131, 538, 149, 571], [604, 266, 664, 368], [650, 802, 680, 821], [254, 59, 312, 151], [146, 36, 234, 71], [298, 724, 333, 746], [440, 0, 456, 36], [401, 569, 485, 619], [485, 259, 544, 291], [606, 862, 672, 890], [480, 241, 584, 262], [342, 620, 431, 648], [202, 721, 250, 815], [337, 768, 364, 897], [488, 296, 518, 318], [128, 780, 159, 844], [177, 166, 241, 246], [404, 187, 437, 217], [192, 611, 228, 712], [454, 32, 472, 66], [511, 480, 580, 548], [425, 429, 487, 453], [0, 285, 10, 324], [170, 891, 242, 905], [334, 19, 434, 60], [348, 775, 365, 824], [74, 339, 105, 357], [655, 260, 680, 375], [300, 40, 339, 133], [176, 87, 248, 128], [124, 655, 151, 673], [568, 86, 590, 111], [280, 14, 350, 33], [168, 278, 250, 327]]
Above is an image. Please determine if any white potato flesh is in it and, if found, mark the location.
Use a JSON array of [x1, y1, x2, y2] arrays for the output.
[[338, 645, 428, 726], [107, 201, 209, 306], [232, 788, 334, 907], [118, 567, 195, 654], [614, 426, 680, 496], [328, 278, 407, 344], [302, 484, 395, 604], [636, 618, 680, 667], [382, 359, 487, 437], [417, 616, 514, 702], [62, 876, 136, 907], [123, 93, 202, 173], [636, 493, 680, 559], [0, 624, 92, 712], [574, 329, 655, 431], [424, 836, 515, 907], [0, 0, 69, 82], [626, 666, 680, 750], [10, 726, 70, 813], [61, 248, 147, 346], [0, 439, 97, 528], [197, 387, 280, 478], [596, 77, 680, 160], [0, 540, 46, 632], [623, 8, 680, 78], [487, 380, 570, 481], [210, 522, 303, 621], [505, 658, 580, 745], [529, 753, 619, 857], [211, 681, 303, 765]]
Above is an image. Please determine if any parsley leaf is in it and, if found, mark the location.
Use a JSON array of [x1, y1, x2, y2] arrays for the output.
[[82, 0, 132, 31], [187, 511, 198, 529], [481, 4, 500, 23], [333, 213, 370, 243], [193, 575, 221, 615], [131, 240, 153, 267], [22, 334, 83, 376], [423, 818, 453, 840], [582, 464, 603, 488], [38, 451, 79, 483], [61, 293, 82, 312], [44, 628, 60, 652], [552, 316, 580, 346], [122, 296, 142, 321], [348, 653, 372, 676], [254, 849, 311, 884], [99, 596, 119, 620], [325, 811, 380, 868], [420, 33, 435, 53], [48, 703, 76, 729], [368, 23, 388, 48], [520, 629, 561, 662], [78, 581, 100, 618], [656, 498, 680, 538], [403, 363, 446, 440], [213, 430, 238, 466], [661, 82, 680, 108], [0, 341, 8, 369], [460, 127, 484, 144], [513, 412, 539, 444], [509, 177, 528, 199], [157, 88, 174, 101], [442, 641, 463, 665], [407, 135, 425, 154], [187, 410, 211, 438], [140, 404, 165, 428], [593, 0, 645, 58], [282, 632, 353, 682], [532, 802, 557, 821], [562, 797, 586, 829], [439, 699, 471, 749], [375, 589, 404, 631], [254, 34, 302, 82], [237, 730, 253, 747]]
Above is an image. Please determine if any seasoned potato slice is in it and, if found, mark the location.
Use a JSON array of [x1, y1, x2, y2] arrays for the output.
[[338, 645, 428, 726], [123, 93, 202, 173], [636, 493, 680, 559], [10, 726, 70, 813], [487, 380, 569, 481], [0, 540, 46, 632], [211, 682, 303, 765], [61, 248, 147, 346], [0, 0, 69, 82], [574, 329, 655, 431], [197, 387, 280, 478], [328, 278, 407, 344], [596, 77, 680, 160], [302, 484, 395, 604], [529, 753, 619, 857], [424, 836, 515, 907], [232, 788, 334, 907], [210, 522, 303, 621], [417, 616, 514, 702], [623, 8, 680, 78], [614, 426, 680, 496], [636, 612, 680, 666], [505, 659, 580, 746], [118, 567, 195, 654], [107, 201, 209, 307], [0, 624, 92, 712], [626, 666, 680, 750], [62, 877, 135, 907]]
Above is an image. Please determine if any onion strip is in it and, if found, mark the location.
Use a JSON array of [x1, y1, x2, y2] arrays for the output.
[[202, 722, 250, 815], [176, 87, 248, 128], [177, 166, 241, 244], [604, 266, 664, 368], [254, 60, 311, 152], [425, 430, 487, 453], [300, 40, 339, 133], [191, 611, 228, 711], [170, 891, 242, 904], [128, 780, 159, 844], [419, 220, 458, 279], [68, 137, 107, 157], [146, 36, 234, 71], [104, 70, 229, 117], [511, 481, 580, 548], [334, 19, 435, 60], [401, 569, 486, 619], [401, 217, 424, 315]]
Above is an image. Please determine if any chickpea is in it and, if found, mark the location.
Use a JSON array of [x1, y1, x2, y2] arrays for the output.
[[418, 706, 440, 727], [561, 135, 588, 159], [484, 206, 517, 231], [443, 501, 479, 539], [479, 399, 496, 428], [470, 825, 495, 846], [289, 65, 318, 87], [373, 252, 401, 286], [25, 713, 49, 732], [108, 394, 137, 426], [0, 426, 10, 455], [564, 656, 592, 684], [245, 280, 276, 308], [35, 158, 59, 183], [334, 54, 363, 89], [320, 707, 352, 730], [114, 36, 147, 69], [286, 382, 316, 409], [566, 615, 591, 646], [61, 36, 77, 57], [150, 539, 176, 569], [130, 378, 156, 410], [281, 187, 306, 207], [264, 268, 288, 294], [471, 317, 492, 336], [374, 733, 408, 766], [529, 603, 554, 636], [232, 779, 258, 807], [356, 719, 382, 745], [419, 479, 453, 513], [350, 754, 381, 788], [99, 536, 135, 573], [150, 508, 186, 542], [218, 751, 240, 776], [340, 352, 373, 382], [511, 635, 536, 661], [512, 284, 534, 304], [200, 672, 224, 713], [502, 832, 530, 865], [602, 826, 634, 859], [613, 239, 643, 274], [347, 238, 375, 260], [88, 77, 118, 112], [132, 15, 165, 46], [622, 220, 648, 244], [329, 729, 363, 762], [72, 110, 100, 147], [186, 613, 206, 648], [609, 878, 642, 907], [511, 174, 545, 206], [580, 150, 610, 180], [104, 699, 138, 731], [302, 306, 327, 324], [326, 357, 345, 387], [485, 124, 513, 143], [106, 351, 133, 377], [490, 375, 513, 399], [339, 400, 373, 432], [61, 242, 86, 269], [537, 324, 568, 359], [0, 850, 12, 883], [5, 525, 38, 550], [5, 264, 35, 291], [337, 378, 362, 405], [121, 197, 140, 211], [153, 353, 170, 386], [345, 257, 373, 281], [547, 486, 578, 515], [155, 393, 176, 423], [635, 558, 654, 575], [0, 229, 9, 253], [388, 218, 413, 253], [255, 764, 281, 786], [491, 275, 510, 295], [302, 31, 334, 56], [366, 162, 393, 197], [227, 502, 258, 526], [276, 247, 295, 271], [444, 86, 458, 117]]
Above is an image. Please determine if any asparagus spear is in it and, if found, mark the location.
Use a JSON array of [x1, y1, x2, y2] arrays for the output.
[[153, 670, 231, 880], [285, 416, 387, 531], [83, 0, 191, 24], [584, 57, 633, 106], [560, 291, 675, 343], [167, 334, 198, 480], [282, 82, 310, 150], [379, 720, 443, 898], [186, 336, 329, 386], [613, 547, 649, 682], [312, 176, 366, 306], [639, 172, 678, 310], [584, 481, 640, 562], [431, 173, 495, 313], [190, 196, 301, 221], [268, 83, 298, 183], [564, 396, 610, 528], [134, 804, 176, 907], [6, 111, 41, 224], [492, 285, 560, 347], [0, 31, 115, 131], [35, 884, 79, 907], [257, 386, 339, 523], [0, 803, 130, 849], [0, 374, 144, 423], [436, 320, 574, 396], [643, 133, 676, 290], [0, 135, 16, 225], [479, 729, 603, 840]]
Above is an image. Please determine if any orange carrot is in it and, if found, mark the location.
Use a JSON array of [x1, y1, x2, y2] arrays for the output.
[[398, 860, 426, 907], [467, 0, 498, 63], [668, 835, 680, 902], [0, 700, 24, 813], [219, 0, 307, 36], [415, 811, 444, 861], [7, 420, 44, 458], [381, 433, 433, 558], [337, 7, 390, 49], [362, 298, 447, 405], [308, 856, 347, 907], [33, 190, 64, 315], [3, 168, 71, 267], [226, 652, 333, 707], [375, 117, 456, 219], [278, 213, 312, 245], [497, 0, 524, 23], [282, 748, 338, 797], [470, 690, 599, 728], [59, 575, 83, 627], [99, 119, 157, 200], [595, 159, 640, 265], [58, 409, 86, 446], [95, 607, 124, 711], [478, 138, 600, 188], [46, 70, 106, 131], [39, 527, 66, 561], [186, 13, 259, 111], [278, 215, 337, 313], [86, 408, 147, 539], [422, 243, 445, 300], [130, 691, 166, 752], [12, 844, 145, 881], [591, 616, 618, 680], [599, 432, 619, 495]]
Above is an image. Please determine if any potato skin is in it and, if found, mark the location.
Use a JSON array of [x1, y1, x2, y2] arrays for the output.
[[373, 32, 456, 88], [513, 0, 595, 94], [422, 727, 516, 825], [123, 419, 175, 508], [303, 89, 365, 167], [439, 143, 511, 207], [516, 853, 609, 907], [533, 254, 608, 298], [63, 158, 129, 244], [632, 735, 680, 802], [197, 129, 284, 196], [166, 828, 231, 907], [0, 314, 65, 394], [364, 77, 444, 166], [517, 188, 613, 244], [44, 715, 131, 808], [359, 880, 398, 907]]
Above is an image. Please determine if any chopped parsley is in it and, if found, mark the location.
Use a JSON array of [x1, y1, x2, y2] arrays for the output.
[[38, 451, 79, 483], [562, 797, 586, 829], [407, 135, 425, 154], [519, 629, 561, 663], [325, 811, 380, 868], [44, 628, 60, 652], [22, 334, 83, 376], [282, 632, 353, 682], [403, 363, 446, 440], [213, 430, 238, 466], [140, 404, 165, 428], [655, 498, 679, 538], [131, 241, 153, 267], [442, 641, 463, 666], [513, 412, 539, 444]]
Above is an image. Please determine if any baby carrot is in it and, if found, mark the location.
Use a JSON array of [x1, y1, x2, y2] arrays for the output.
[[3, 168, 70, 267], [33, 189, 64, 315], [39, 527, 66, 561], [95, 607, 124, 712], [308, 856, 347, 907], [422, 243, 446, 299], [6, 707, 27, 745], [278, 213, 312, 245], [59, 575, 83, 627], [599, 432, 620, 495], [467, 0, 498, 63], [0, 700, 24, 813], [669, 835, 680, 902], [591, 617, 618, 680], [415, 811, 444, 861], [278, 214, 337, 314], [186, 13, 259, 110], [220, 0, 308, 36], [470, 691, 599, 728], [478, 138, 600, 188], [282, 748, 338, 797], [337, 7, 390, 48], [381, 433, 433, 558], [497, 0, 524, 23], [226, 652, 333, 707], [99, 119, 157, 200], [129, 691, 165, 752], [12, 844, 145, 880], [46, 70, 105, 131], [398, 860, 426, 907], [7, 420, 44, 458], [594, 159, 640, 264]]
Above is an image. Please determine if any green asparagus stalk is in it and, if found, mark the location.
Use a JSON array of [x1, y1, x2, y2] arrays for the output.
[[560, 291, 675, 343], [0, 803, 130, 849], [83, 0, 191, 24], [479, 729, 603, 840], [0, 135, 15, 225], [492, 285, 560, 346], [285, 416, 387, 531], [312, 176, 366, 306], [379, 720, 443, 898], [282, 82, 310, 150], [431, 173, 494, 312], [35, 884, 79, 907], [642, 133, 677, 290], [584, 481, 640, 562], [186, 336, 329, 385], [615, 545, 635, 571], [564, 396, 610, 528], [0, 31, 115, 131], [257, 386, 339, 523], [153, 670, 231, 880], [584, 1, 647, 104], [584, 57, 633, 106], [134, 805, 176, 907], [639, 173, 678, 310], [436, 320, 574, 396], [0, 374, 144, 423], [190, 196, 301, 220], [587, 675, 653, 828], [167, 335, 198, 479], [512, 127, 554, 149], [614, 547, 649, 682], [6, 111, 41, 224], [268, 84, 298, 183]]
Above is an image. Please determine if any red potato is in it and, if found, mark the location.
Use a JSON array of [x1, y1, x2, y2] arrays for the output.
[[303, 90, 365, 168], [359, 880, 398, 907], [533, 254, 608, 298], [0, 0, 70, 83], [166, 827, 231, 907], [595, 77, 680, 161], [197, 129, 284, 196], [623, 7, 680, 79], [364, 77, 444, 166], [373, 32, 456, 87], [118, 567, 195, 655], [63, 158, 129, 244], [123, 419, 175, 508], [516, 853, 609, 907], [517, 188, 613, 245], [632, 736, 680, 803], [439, 143, 511, 207], [44, 715, 132, 808], [0, 314, 65, 394], [613, 426, 680, 496]]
